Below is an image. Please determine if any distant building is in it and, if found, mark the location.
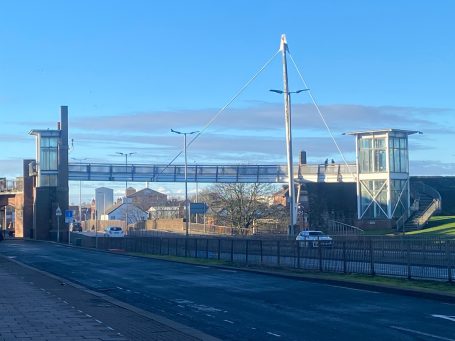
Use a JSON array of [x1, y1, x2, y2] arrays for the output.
[[127, 188, 167, 211], [126, 187, 136, 197], [95, 187, 114, 219]]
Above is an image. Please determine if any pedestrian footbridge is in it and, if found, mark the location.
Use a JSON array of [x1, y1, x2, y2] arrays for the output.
[[68, 162, 357, 183]]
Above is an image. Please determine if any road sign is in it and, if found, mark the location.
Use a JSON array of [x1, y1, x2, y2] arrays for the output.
[[56, 206, 62, 216], [190, 203, 208, 214], [65, 210, 73, 223]]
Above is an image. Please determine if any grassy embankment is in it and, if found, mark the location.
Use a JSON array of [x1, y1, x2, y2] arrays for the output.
[[405, 216, 455, 236]]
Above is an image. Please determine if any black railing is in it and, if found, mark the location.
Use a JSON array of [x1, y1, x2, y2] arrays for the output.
[[71, 234, 454, 283]]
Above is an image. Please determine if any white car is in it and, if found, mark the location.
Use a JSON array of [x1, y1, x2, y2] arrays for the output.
[[296, 230, 333, 247], [104, 226, 124, 237]]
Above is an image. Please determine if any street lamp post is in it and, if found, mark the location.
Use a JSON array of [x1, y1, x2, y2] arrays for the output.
[[116, 152, 135, 230], [270, 36, 310, 236], [71, 157, 87, 223], [171, 129, 199, 236]]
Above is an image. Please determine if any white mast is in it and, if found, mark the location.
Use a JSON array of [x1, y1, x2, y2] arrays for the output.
[[280, 34, 297, 235]]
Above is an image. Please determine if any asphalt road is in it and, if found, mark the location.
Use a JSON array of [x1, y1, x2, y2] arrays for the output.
[[1, 240, 454, 341]]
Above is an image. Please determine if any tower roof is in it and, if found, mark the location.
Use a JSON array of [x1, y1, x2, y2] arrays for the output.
[[343, 128, 422, 136]]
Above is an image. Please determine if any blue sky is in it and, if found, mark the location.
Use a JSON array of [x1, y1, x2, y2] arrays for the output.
[[1, 0, 454, 203]]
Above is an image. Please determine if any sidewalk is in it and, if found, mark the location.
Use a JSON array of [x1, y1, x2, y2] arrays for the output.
[[0, 255, 217, 341]]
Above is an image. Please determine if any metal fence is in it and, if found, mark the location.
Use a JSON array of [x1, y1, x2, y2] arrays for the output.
[[71, 234, 454, 282]]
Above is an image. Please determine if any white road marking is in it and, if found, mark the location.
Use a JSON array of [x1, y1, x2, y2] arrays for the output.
[[177, 305, 184, 308], [220, 269, 237, 273], [327, 285, 379, 294], [206, 314, 213, 317], [390, 326, 455, 341], [95, 319, 102, 324], [251, 327, 256, 330], [267, 332, 281, 337], [78, 310, 83, 313], [107, 326, 114, 330], [63, 301, 68, 304], [432, 315, 455, 322], [85, 314, 92, 318], [116, 286, 123, 290], [7, 256, 16, 259], [224, 319, 234, 324]]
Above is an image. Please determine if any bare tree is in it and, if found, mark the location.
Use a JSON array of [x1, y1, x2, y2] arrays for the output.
[[199, 183, 278, 229]]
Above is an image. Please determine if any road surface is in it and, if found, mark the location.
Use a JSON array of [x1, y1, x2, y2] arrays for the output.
[[1, 240, 454, 340]]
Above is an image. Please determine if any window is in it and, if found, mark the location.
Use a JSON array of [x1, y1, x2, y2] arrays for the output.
[[358, 137, 386, 173], [389, 137, 408, 173]]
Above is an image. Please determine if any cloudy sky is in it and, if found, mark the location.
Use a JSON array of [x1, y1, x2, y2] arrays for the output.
[[1, 0, 454, 204]]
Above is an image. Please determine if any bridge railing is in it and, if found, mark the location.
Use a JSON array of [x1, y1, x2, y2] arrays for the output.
[[0, 178, 22, 193], [69, 163, 291, 183], [69, 162, 358, 183]]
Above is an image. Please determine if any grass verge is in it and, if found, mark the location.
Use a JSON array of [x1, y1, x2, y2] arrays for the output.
[[127, 252, 455, 297]]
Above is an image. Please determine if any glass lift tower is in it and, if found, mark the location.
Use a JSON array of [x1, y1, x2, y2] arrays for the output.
[[346, 129, 420, 228]]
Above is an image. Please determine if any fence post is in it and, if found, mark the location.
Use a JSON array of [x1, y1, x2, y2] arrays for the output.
[[318, 237, 323, 272], [218, 239, 221, 260], [369, 238, 375, 276], [277, 240, 281, 266], [195, 238, 198, 259], [447, 240, 453, 283], [296, 241, 300, 269], [230, 239, 234, 263], [407, 239, 411, 280], [246, 240, 249, 265], [343, 241, 347, 274], [260, 240, 263, 265]]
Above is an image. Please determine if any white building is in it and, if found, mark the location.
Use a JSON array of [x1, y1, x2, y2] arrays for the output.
[[104, 200, 148, 224]]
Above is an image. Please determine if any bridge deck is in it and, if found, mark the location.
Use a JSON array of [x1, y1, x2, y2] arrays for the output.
[[68, 163, 357, 183]]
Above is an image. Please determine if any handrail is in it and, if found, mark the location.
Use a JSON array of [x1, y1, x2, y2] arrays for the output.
[[327, 220, 364, 235], [411, 181, 442, 212], [416, 199, 439, 228], [0, 178, 23, 193]]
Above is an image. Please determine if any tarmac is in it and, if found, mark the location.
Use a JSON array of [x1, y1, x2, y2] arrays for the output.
[[0, 253, 219, 341]]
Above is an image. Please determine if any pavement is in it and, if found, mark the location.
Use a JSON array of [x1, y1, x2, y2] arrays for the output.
[[0, 254, 218, 341]]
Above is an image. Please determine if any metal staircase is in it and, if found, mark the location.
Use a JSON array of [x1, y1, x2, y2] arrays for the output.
[[405, 182, 441, 230]]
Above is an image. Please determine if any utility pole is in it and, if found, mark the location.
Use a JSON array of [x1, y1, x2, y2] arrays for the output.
[[116, 152, 135, 231], [171, 129, 199, 236], [71, 157, 87, 223]]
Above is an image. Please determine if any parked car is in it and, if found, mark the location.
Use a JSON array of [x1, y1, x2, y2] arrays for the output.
[[296, 230, 333, 247], [104, 226, 124, 237], [70, 222, 82, 232]]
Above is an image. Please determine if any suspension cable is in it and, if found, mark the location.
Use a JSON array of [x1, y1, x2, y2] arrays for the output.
[[157, 48, 281, 178], [288, 52, 356, 178]]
